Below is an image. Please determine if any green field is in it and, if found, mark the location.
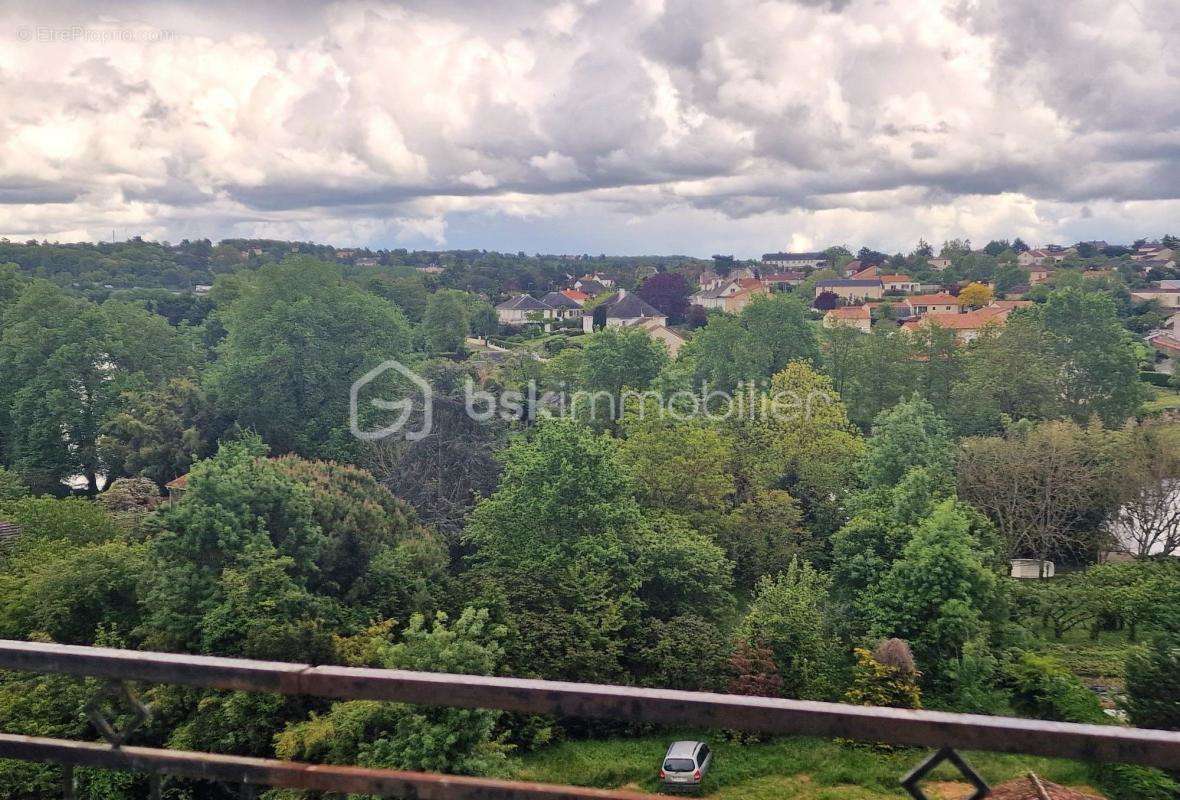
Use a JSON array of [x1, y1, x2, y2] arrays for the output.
[[506, 733, 1099, 799]]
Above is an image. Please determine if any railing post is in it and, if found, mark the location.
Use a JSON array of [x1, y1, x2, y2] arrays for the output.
[[61, 764, 76, 800]]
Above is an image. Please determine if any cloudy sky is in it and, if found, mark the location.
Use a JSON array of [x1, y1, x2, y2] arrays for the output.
[[2, 0, 1178, 256]]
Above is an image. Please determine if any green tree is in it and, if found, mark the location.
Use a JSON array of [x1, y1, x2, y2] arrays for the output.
[[740, 294, 820, 374], [1027, 288, 1143, 424], [98, 377, 211, 487], [870, 499, 999, 687], [1124, 622, 1180, 731], [735, 559, 840, 700], [464, 421, 645, 681], [204, 258, 412, 461], [691, 314, 762, 393], [580, 325, 668, 402], [423, 289, 470, 354], [844, 326, 916, 429], [618, 416, 734, 514], [275, 609, 508, 774], [0, 467, 28, 501], [0, 282, 196, 493], [859, 396, 954, 489]]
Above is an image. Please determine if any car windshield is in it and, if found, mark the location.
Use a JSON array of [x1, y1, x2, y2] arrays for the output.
[[663, 758, 696, 772]]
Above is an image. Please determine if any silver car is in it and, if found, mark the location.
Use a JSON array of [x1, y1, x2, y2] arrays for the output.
[[659, 740, 712, 793]]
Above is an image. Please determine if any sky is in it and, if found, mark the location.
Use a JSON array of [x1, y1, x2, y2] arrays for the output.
[[1, 0, 1178, 257]]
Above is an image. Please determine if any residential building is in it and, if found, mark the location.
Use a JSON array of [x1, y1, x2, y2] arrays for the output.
[[691, 277, 765, 311], [723, 281, 769, 314], [1018, 248, 1068, 267], [573, 277, 608, 295], [879, 273, 919, 293], [841, 259, 862, 277], [850, 264, 878, 279], [1132, 244, 1175, 262], [823, 305, 871, 333], [903, 293, 959, 315], [583, 290, 667, 332], [496, 294, 551, 325], [927, 257, 952, 271], [636, 317, 687, 357], [901, 305, 1013, 342], [561, 288, 591, 305], [814, 278, 883, 302], [762, 251, 828, 270], [1027, 265, 1052, 285], [1131, 281, 1180, 312], [761, 272, 806, 291], [540, 292, 585, 320]]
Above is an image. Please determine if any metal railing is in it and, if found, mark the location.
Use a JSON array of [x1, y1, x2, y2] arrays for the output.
[[1, 639, 1178, 798]]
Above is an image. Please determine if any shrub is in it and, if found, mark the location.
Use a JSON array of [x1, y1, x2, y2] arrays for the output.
[[1124, 627, 1180, 731], [1138, 371, 1172, 387], [1003, 652, 1180, 800]]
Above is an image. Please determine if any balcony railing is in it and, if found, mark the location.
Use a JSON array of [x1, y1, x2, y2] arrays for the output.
[[1, 639, 1178, 798]]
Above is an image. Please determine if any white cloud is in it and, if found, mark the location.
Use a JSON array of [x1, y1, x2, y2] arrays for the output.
[[0, 0, 1177, 254]]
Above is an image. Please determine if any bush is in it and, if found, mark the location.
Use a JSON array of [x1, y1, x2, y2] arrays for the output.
[[1124, 628, 1180, 731], [1003, 652, 1180, 800], [1139, 371, 1172, 387]]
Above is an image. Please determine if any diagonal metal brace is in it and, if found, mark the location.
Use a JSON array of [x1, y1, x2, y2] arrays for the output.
[[901, 746, 990, 799], [84, 680, 151, 748]]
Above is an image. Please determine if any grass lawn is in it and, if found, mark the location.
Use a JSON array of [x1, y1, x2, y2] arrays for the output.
[[1142, 384, 1180, 415], [506, 733, 1100, 799], [1031, 627, 1139, 692]]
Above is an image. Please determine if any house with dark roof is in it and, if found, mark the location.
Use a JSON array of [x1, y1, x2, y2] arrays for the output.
[[496, 294, 551, 325], [814, 278, 883, 302], [573, 277, 609, 295], [540, 291, 585, 320], [582, 290, 667, 332]]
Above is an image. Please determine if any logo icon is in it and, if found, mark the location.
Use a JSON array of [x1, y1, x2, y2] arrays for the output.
[[350, 360, 432, 441]]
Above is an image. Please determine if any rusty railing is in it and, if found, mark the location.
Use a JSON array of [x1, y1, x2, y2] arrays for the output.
[[0, 639, 1178, 799]]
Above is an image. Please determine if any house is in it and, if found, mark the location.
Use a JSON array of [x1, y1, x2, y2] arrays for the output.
[[762, 251, 828, 270], [416, 265, 445, 275], [840, 259, 862, 277], [636, 317, 687, 357], [1027, 265, 1053, 285], [193, 284, 213, 296], [903, 293, 959, 315], [814, 279, 883, 302], [850, 264, 878, 280], [574, 272, 616, 289], [927, 257, 952, 271], [496, 294, 551, 325], [573, 278, 608, 295], [879, 273, 919, 293], [561, 288, 591, 306], [761, 272, 806, 291], [540, 292, 585, 320], [902, 305, 1013, 342], [356, 257, 379, 267], [691, 277, 766, 311], [722, 281, 769, 314], [1146, 309, 1180, 356], [1132, 244, 1175, 262], [1131, 281, 1180, 312], [165, 473, 189, 503], [583, 291, 667, 332], [823, 305, 871, 333], [1138, 258, 1177, 273], [1018, 248, 1068, 267]]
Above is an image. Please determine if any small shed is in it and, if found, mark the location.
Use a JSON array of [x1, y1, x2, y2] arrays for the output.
[[1010, 559, 1055, 579]]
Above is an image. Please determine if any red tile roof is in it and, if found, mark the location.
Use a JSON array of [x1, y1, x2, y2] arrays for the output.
[[827, 305, 870, 319]]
